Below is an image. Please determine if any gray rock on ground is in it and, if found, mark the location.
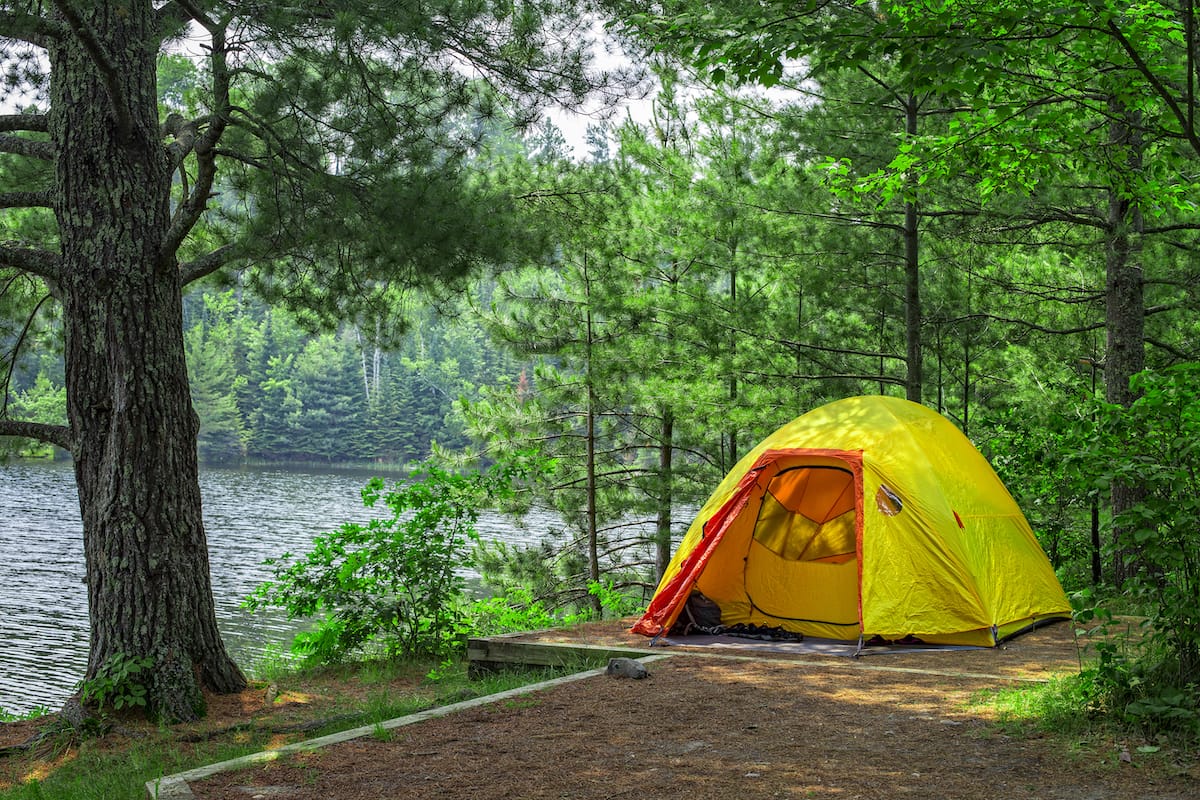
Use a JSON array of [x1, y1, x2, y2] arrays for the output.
[[605, 657, 650, 679]]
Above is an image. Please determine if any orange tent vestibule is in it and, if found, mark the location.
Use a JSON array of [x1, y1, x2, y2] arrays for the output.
[[632, 396, 1071, 646]]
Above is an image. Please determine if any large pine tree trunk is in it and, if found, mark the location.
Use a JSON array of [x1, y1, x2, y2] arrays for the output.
[[903, 92, 923, 404], [583, 265, 602, 616], [49, 2, 245, 722], [654, 408, 674, 582], [1104, 99, 1146, 588]]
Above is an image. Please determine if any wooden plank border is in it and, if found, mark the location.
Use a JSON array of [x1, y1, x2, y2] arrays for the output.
[[466, 634, 660, 677], [467, 633, 1059, 684]]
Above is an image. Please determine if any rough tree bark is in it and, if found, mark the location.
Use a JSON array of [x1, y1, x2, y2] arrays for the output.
[[903, 92, 923, 404], [582, 257, 602, 616], [654, 408, 674, 581], [1103, 98, 1146, 588], [48, 2, 244, 722]]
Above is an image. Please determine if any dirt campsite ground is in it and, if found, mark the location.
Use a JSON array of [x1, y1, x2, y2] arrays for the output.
[[175, 620, 1197, 800]]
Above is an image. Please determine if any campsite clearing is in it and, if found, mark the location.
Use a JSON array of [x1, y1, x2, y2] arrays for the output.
[[183, 621, 1196, 800]]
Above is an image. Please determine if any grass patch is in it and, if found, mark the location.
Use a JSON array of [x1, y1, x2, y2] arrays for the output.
[[969, 673, 1198, 778], [0, 709, 50, 725], [0, 655, 605, 800], [971, 675, 1102, 739], [18, 732, 278, 800]]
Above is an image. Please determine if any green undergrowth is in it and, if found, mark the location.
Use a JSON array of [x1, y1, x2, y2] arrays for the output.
[[971, 675, 1106, 740], [0, 655, 605, 800], [969, 674, 1197, 773], [0, 709, 49, 725]]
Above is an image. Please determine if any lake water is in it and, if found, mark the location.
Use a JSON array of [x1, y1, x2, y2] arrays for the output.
[[0, 459, 574, 714]]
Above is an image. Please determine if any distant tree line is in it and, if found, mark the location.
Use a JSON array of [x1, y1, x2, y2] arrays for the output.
[[185, 287, 527, 465], [6, 284, 524, 467]]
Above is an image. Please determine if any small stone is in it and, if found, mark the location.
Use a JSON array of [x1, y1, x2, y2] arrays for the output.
[[605, 657, 650, 679]]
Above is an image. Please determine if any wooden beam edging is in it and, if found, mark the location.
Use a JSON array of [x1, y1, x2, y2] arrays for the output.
[[466, 636, 661, 675], [642, 647, 1063, 684], [145, 653, 671, 800], [468, 633, 1067, 685]]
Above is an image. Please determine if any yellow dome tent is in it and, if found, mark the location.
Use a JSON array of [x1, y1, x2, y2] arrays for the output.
[[632, 396, 1071, 646]]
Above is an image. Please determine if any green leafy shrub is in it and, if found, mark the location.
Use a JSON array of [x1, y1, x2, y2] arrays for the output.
[[76, 653, 153, 713], [465, 586, 587, 636], [1073, 631, 1200, 742], [1066, 365, 1200, 742], [587, 580, 643, 618], [247, 459, 530, 664]]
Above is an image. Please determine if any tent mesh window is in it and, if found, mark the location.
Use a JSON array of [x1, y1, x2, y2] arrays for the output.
[[742, 465, 862, 630], [752, 466, 857, 565]]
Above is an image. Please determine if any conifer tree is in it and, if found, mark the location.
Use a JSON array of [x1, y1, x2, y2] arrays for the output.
[[0, 0, 603, 720]]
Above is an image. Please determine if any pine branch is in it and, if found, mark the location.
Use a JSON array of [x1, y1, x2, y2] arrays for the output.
[[1, 291, 53, 417], [950, 311, 1105, 336], [173, 0, 216, 29], [155, 1, 198, 32], [0, 9, 66, 47], [0, 420, 71, 451], [0, 244, 61, 282], [0, 135, 54, 160], [1147, 337, 1191, 361], [742, 369, 909, 386], [163, 112, 199, 164], [0, 114, 49, 134], [162, 23, 233, 256], [179, 244, 237, 285], [718, 317, 908, 363], [0, 190, 52, 209], [1144, 220, 1200, 235]]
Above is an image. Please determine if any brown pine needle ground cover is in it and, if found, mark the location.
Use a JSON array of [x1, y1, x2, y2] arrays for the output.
[[186, 622, 1196, 800], [1, 621, 1196, 799]]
